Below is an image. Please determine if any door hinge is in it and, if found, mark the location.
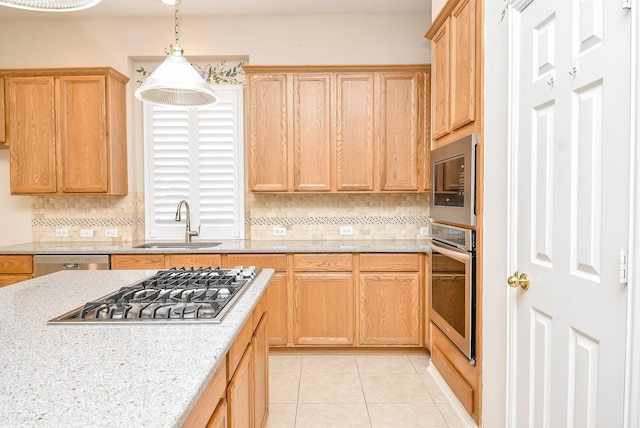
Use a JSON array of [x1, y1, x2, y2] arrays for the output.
[[622, 0, 631, 9], [620, 249, 629, 284]]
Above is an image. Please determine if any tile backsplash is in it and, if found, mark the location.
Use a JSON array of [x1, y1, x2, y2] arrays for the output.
[[246, 193, 430, 240], [31, 192, 429, 242]]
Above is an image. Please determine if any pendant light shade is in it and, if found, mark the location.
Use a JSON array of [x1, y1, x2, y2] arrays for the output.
[[0, 0, 101, 11], [135, 45, 218, 107], [134, 0, 218, 107]]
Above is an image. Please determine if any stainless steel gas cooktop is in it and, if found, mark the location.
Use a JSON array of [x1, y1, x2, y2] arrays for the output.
[[48, 266, 258, 324]]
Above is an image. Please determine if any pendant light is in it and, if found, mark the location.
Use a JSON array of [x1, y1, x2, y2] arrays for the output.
[[0, 0, 101, 11], [135, 0, 218, 107]]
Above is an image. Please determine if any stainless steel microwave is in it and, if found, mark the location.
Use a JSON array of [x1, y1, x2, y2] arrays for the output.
[[430, 133, 478, 226]]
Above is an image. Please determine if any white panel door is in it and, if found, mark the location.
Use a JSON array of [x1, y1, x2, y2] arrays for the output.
[[509, 0, 630, 427]]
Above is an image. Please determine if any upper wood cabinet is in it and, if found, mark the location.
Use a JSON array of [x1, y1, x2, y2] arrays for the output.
[[426, 0, 476, 146], [244, 65, 430, 193], [1, 67, 128, 195], [0, 78, 5, 147]]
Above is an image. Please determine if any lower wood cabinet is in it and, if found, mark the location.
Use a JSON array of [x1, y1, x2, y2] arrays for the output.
[[224, 254, 288, 346], [0, 255, 33, 287], [183, 294, 268, 428], [292, 254, 355, 345], [359, 253, 422, 346]]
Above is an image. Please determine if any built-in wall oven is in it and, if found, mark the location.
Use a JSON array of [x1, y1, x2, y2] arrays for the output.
[[428, 221, 476, 363]]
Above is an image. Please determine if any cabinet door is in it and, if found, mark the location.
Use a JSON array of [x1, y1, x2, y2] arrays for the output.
[[293, 273, 354, 345], [7, 76, 57, 194], [359, 273, 421, 345], [252, 314, 268, 428], [207, 398, 228, 428], [263, 272, 288, 346], [378, 72, 422, 191], [431, 21, 451, 140], [292, 73, 332, 191], [247, 73, 289, 192], [227, 343, 254, 428], [56, 75, 109, 193], [450, 0, 476, 131], [0, 78, 5, 145], [335, 73, 375, 191]]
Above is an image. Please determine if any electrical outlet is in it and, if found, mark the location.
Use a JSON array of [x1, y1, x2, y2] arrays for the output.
[[340, 225, 354, 236], [273, 227, 287, 236], [55, 228, 69, 238], [420, 227, 429, 236], [80, 229, 94, 238], [105, 229, 119, 238]]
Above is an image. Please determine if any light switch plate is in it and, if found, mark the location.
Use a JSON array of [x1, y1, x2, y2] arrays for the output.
[[273, 227, 286, 236], [105, 229, 119, 238], [55, 228, 69, 238], [80, 229, 94, 238], [420, 227, 429, 236], [340, 226, 354, 236]]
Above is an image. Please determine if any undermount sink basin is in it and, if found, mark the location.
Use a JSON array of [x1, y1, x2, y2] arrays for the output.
[[135, 242, 222, 249]]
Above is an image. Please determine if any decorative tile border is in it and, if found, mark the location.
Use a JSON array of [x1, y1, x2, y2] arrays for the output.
[[32, 218, 145, 227], [246, 216, 429, 226]]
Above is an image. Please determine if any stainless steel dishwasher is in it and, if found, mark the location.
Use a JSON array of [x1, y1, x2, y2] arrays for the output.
[[34, 255, 110, 277]]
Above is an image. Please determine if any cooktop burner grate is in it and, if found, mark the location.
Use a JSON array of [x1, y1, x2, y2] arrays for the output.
[[48, 266, 258, 324]]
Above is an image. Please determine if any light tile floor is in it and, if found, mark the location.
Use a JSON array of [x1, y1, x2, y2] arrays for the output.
[[267, 353, 465, 428]]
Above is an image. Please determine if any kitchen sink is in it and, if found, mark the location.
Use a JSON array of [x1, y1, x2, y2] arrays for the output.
[[134, 242, 222, 249]]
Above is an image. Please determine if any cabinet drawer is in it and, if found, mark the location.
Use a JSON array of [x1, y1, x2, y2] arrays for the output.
[[0, 274, 33, 287], [359, 253, 420, 272], [111, 254, 164, 270], [225, 254, 287, 272], [165, 254, 222, 269], [0, 255, 33, 274], [430, 322, 475, 414], [293, 254, 353, 271]]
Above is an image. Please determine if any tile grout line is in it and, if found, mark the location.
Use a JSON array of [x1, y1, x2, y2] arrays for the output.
[[355, 355, 374, 428]]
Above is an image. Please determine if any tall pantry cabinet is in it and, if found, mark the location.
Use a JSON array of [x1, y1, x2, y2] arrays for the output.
[[425, 0, 483, 424], [1, 67, 128, 195]]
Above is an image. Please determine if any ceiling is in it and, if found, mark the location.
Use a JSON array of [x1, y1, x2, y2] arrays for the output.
[[0, 0, 431, 20]]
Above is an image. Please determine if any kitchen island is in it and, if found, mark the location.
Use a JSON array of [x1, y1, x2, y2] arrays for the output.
[[0, 268, 273, 427]]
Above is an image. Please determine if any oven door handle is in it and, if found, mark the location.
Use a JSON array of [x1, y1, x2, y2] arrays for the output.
[[429, 241, 471, 264]]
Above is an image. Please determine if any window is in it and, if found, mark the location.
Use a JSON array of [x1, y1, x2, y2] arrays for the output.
[[143, 86, 245, 240]]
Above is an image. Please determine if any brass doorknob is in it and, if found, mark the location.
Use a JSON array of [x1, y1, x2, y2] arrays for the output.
[[507, 271, 530, 290]]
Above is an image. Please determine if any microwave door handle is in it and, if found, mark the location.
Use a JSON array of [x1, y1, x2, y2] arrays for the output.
[[429, 241, 471, 264]]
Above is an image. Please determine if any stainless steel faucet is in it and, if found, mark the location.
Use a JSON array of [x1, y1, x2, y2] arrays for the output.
[[175, 200, 200, 242]]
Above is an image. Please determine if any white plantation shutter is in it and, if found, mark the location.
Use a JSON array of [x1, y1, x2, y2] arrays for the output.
[[144, 86, 245, 240]]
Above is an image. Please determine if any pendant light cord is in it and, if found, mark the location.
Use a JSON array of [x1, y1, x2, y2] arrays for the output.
[[174, 0, 180, 46]]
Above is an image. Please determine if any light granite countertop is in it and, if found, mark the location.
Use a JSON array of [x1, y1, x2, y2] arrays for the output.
[[0, 268, 274, 427], [0, 239, 431, 255]]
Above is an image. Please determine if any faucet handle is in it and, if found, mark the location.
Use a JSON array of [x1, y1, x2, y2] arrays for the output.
[[188, 224, 201, 238]]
